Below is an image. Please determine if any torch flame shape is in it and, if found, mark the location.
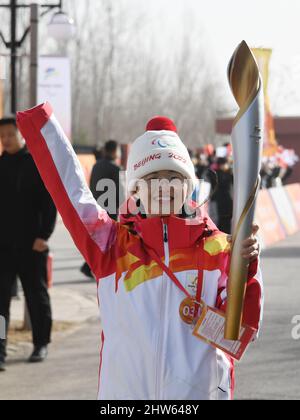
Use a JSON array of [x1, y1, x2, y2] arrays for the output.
[[224, 41, 264, 340]]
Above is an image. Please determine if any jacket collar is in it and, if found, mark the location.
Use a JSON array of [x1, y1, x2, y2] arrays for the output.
[[2, 146, 28, 160], [119, 197, 217, 254]]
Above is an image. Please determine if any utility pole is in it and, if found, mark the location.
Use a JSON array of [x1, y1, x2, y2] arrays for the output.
[[23, 3, 39, 330], [30, 3, 39, 108], [10, 0, 17, 113]]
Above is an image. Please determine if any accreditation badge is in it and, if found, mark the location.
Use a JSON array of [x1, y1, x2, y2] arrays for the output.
[[179, 297, 204, 325]]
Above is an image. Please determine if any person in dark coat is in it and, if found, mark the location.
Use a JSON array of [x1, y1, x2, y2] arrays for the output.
[[90, 140, 123, 219], [211, 157, 233, 234], [0, 117, 57, 371], [80, 140, 124, 278]]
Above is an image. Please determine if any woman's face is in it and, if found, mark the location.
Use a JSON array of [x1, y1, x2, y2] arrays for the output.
[[136, 170, 189, 217]]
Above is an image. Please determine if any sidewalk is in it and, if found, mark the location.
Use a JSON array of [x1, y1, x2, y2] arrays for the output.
[[7, 283, 99, 355], [2, 318, 100, 400], [10, 285, 98, 326]]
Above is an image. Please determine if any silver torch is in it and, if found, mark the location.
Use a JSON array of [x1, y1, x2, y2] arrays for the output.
[[224, 41, 264, 340]]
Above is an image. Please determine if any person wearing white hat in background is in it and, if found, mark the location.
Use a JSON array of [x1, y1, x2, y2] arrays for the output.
[[17, 103, 262, 400]]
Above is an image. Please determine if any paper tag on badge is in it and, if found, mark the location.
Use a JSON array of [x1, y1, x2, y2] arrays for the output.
[[192, 305, 257, 361]]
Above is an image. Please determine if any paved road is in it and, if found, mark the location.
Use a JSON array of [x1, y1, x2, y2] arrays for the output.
[[0, 222, 299, 400], [235, 233, 300, 400]]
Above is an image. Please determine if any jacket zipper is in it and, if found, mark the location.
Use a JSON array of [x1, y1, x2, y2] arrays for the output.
[[155, 221, 169, 399]]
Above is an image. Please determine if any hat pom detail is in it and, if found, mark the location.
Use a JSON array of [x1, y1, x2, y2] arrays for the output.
[[146, 116, 177, 133]]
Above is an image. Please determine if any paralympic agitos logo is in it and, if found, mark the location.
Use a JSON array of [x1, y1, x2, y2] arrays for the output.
[[151, 138, 177, 148]]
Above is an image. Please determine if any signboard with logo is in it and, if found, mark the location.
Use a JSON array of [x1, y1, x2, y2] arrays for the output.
[[38, 56, 72, 140]]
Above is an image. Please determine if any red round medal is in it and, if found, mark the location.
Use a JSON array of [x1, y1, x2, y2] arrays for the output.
[[179, 297, 197, 325]]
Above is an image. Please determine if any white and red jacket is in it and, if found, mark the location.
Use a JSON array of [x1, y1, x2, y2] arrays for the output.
[[17, 103, 263, 401]]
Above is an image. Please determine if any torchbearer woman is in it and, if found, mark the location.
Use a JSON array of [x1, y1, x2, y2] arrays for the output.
[[17, 105, 263, 400]]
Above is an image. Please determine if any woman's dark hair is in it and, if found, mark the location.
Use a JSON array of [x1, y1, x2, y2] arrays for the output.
[[0, 116, 17, 128]]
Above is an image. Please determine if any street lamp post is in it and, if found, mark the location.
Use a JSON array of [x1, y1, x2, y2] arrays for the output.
[[30, 3, 38, 108], [0, 0, 69, 114], [10, 0, 17, 114]]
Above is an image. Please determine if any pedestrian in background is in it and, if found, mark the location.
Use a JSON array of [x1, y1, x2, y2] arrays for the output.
[[90, 140, 124, 219], [81, 140, 124, 279], [0, 117, 57, 372], [211, 157, 233, 234]]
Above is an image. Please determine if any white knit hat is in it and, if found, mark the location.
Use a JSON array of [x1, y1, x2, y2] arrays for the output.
[[126, 116, 197, 195]]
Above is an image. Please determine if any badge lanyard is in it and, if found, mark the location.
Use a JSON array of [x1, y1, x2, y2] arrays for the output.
[[143, 241, 205, 323]]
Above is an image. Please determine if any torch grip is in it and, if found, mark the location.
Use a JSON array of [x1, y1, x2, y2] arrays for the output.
[[224, 252, 249, 340], [224, 177, 260, 340]]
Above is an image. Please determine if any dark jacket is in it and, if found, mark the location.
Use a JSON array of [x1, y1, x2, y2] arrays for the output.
[[0, 147, 57, 250], [90, 157, 124, 221], [212, 169, 233, 212]]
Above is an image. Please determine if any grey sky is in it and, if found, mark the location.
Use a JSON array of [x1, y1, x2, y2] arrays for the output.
[[125, 0, 300, 116], [2, 0, 300, 116]]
